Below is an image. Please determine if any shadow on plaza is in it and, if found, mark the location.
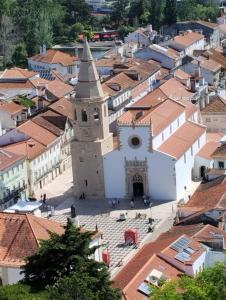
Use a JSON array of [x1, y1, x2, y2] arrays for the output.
[[43, 186, 171, 218]]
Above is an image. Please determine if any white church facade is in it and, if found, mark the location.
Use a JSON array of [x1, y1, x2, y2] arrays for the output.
[[71, 40, 211, 202]]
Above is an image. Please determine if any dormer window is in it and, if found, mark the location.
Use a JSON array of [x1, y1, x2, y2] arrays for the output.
[[81, 109, 88, 122]]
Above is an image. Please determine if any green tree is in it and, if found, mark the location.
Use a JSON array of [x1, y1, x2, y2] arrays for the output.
[[128, 0, 150, 26], [0, 283, 48, 300], [111, 0, 129, 26], [12, 43, 28, 68], [164, 0, 177, 25], [22, 219, 120, 299], [151, 261, 226, 300], [49, 271, 120, 300], [150, 0, 165, 30]]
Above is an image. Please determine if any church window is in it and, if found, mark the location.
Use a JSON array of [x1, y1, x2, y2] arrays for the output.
[[129, 136, 141, 148], [94, 107, 99, 120], [85, 180, 88, 186], [81, 109, 88, 122]]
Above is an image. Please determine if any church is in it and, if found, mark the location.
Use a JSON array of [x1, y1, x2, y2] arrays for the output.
[[71, 39, 211, 202]]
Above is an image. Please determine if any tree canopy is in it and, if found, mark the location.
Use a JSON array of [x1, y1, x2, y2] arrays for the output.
[[151, 261, 226, 300], [21, 218, 121, 299]]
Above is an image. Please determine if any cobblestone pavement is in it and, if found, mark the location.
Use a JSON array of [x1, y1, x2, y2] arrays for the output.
[[51, 212, 162, 273]]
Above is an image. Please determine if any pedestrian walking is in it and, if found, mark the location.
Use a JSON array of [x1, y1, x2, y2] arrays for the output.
[[130, 199, 134, 209], [43, 193, 46, 204]]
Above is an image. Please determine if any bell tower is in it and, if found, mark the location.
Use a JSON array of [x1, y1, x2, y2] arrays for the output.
[[71, 38, 113, 199]]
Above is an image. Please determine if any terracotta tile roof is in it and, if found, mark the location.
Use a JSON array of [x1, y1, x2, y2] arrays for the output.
[[0, 212, 64, 267], [0, 101, 24, 115], [118, 98, 185, 136], [0, 81, 34, 90], [102, 73, 136, 97], [3, 139, 46, 160], [49, 97, 74, 120], [32, 111, 66, 136], [46, 80, 74, 99], [207, 132, 225, 142], [197, 141, 220, 160], [177, 98, 197, 118], [161, 234, 206, 266], [192, 59, 221, 72], [29, 77, 51, 88], [173, 32, 204, 47], [113, 237, 177, 290], [124, 254, 182, 300], [193, 224, 226, 249], [0, 68, 37, 80], [204, 49, 226, 69], [212, 143, 226, 157], [159, 121, 206, 159], [18, 120, 58, 147], [128, 59, 160, 78], [182, 176, 226, 211], [0, 149, 25, 172], [156, 67, 170, 80], [159, 78, 194, 101], [30, 49, 78, 67], [201, 96, 226, 113], [174, 69, 192, 80]]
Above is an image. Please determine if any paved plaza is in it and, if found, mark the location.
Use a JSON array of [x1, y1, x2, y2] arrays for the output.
[[39, 167, 199, 274]]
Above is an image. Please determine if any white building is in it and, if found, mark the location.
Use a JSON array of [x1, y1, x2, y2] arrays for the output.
[[135, 44, 182, 69], [28, 47, 79, 78], [125, 25, 157, 47], [168, 31, 205, 56], [0, 149, 28, 210], [71, 39, 212, 203], [0, 101, 26, 131]]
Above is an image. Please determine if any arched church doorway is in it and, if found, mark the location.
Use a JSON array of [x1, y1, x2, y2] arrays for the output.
[[132, 174, 144, 197]]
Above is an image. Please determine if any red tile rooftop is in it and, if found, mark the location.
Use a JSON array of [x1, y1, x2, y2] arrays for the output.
[[159, 121, 206, 159]]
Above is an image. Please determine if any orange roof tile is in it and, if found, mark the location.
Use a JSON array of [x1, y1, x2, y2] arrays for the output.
[[207, 132, 225, 142], [30, 49, 78, 67], [159, 121, 206, 159], [0, 68, 37, 80], [0, 212, 64, 267], [46, 80, 74, 99], [3, 139, 46, 160], [201, 96, 226, 113], [0, 101, 24, 115], [49, 97, 74, 120], [0, 149, 25, 172], [18, 120, 57, 147], [174, 69, 192, 80], [159, 78, 194, 100], [197, 141, 220, 160], [118, 98, 185, 136], [182, 176, 226, 211], [102, 73, 136, 97], [174, 32, 204, 47]]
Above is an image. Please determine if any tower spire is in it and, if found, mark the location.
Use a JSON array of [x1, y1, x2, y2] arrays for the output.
[[75, 38, 105, 101]]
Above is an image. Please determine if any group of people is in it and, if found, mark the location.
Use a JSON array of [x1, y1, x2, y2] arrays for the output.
[[79, 192, 86, 200], [110, 199, 120, 208], [143, 195, 151, 207]]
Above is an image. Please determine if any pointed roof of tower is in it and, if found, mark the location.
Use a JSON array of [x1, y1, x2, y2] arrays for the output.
[[75, 38, 105, 101]]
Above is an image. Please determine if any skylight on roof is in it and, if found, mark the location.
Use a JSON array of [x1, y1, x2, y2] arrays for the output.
[[138, 282, 152, 296], [175, 251, 191, 263]]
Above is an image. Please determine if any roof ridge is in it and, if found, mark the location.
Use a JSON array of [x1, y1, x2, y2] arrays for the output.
[[51, 50, 58, 64], [26, 214, 42, 246], [2, 217, 27, 261]]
